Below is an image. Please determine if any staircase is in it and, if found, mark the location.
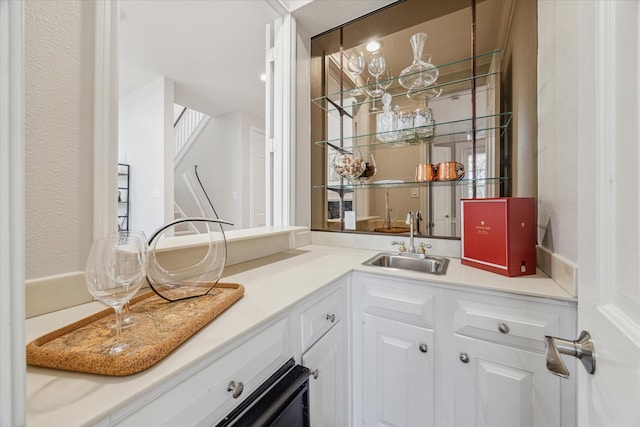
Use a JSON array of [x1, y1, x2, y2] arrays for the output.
[[174, 105, 210, 163]]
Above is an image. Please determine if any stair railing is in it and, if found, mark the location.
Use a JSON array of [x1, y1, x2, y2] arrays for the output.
[[174, 107, 207, 158]]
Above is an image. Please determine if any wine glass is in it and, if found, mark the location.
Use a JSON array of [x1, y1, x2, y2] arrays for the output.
[[367, 51, 386, 98], [378, 70, 393, 93], [85, 235, 147, 354], [347, 51, 365, 96], [108, 230, 149, 326]]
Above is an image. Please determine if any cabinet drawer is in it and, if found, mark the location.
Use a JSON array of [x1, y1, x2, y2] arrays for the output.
[[453, 296, 568, 352], [301, 287, 344, 352], [359, 274, 437, 328], [116, 317, 290, 426]]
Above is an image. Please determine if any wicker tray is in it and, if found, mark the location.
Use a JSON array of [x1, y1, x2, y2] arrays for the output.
[[26, 283, 244, 376]]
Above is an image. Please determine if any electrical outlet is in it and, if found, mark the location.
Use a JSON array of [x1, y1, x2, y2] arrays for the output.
[[411, 187, 419, 198]]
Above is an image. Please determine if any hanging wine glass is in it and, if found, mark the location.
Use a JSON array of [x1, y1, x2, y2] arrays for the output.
[[347, 51, 365, 96], [399, 33, 439, 90], [378, 70, 393, 94], [85, 234, 147, 354], [367, 51, 386, 98]]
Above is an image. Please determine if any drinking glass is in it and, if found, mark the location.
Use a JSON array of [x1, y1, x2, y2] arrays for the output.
[[85, 235, 147, 354], [378, 70, 393, 93], [367, 51, 386, 98], [108, 230, 149, 326], [347, 51, 365, 96]]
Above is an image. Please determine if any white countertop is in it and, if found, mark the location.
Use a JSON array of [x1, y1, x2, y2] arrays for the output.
[[25, 244, 574, 426]]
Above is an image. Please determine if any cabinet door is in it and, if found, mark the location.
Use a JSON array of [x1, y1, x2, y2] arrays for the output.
[[302, 321, 347, 427], [362, 314, 434, 427], [454, 335, 561, 427]]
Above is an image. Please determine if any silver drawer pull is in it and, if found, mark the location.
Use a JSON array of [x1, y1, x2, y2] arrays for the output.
[[498, 323, 510, 334], [459, 353, 470, 363], [418, 343, 428, 353], [227, 380, 244, 398], [326, 313, 336, 323]]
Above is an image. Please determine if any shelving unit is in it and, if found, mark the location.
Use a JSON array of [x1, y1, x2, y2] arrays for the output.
[[310, 2, 512, 236], [118, 163, 130, 231], [311, 50, 511, 192]]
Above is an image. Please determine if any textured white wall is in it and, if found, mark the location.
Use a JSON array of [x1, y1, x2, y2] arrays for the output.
[[537, 0, 579, 262], [24, 0, 95, 279]]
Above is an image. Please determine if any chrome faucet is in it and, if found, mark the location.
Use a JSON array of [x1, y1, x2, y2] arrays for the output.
[[416, 210, 423, 235], [406, 211, 416, 253]]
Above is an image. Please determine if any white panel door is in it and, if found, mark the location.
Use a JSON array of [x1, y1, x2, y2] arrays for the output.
[[453, 336, 561, 427], [432, 146, 452, 235], [302, 322, 347, 427], [575, 1, 640, 425], [362, 314, 434, 427]]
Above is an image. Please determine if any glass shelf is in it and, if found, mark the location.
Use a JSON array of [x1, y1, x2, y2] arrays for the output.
[[311, 50, 503, 113], [315, 177, 508, 191], [317, 112, 512, 149]]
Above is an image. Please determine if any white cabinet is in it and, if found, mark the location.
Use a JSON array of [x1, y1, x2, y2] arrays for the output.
[[299, 279, 349, 427], [362, 314, 434, 427], [451, 291, 577, 427], [114, 317, 290, 426], [303, 321, 347, 427], [352, 273, 440, 427], [351, 272, 577, 427], [453, 335, 560, 427]]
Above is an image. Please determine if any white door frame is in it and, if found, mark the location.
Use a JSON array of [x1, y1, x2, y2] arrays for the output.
[[249, 126, 267, 227], [0, 0, 26, 424]]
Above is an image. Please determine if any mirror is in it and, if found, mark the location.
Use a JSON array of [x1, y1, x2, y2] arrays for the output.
[[310, 0, 536, 239], [118, 0, 282, 238]]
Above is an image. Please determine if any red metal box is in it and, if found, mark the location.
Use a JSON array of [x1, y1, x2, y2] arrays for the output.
[[461, 197, 536, 277]]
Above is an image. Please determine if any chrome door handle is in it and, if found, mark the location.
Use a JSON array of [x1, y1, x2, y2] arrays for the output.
[[544, 330, 596, 379]]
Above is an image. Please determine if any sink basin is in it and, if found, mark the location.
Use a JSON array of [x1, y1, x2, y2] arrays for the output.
[[362, 252, 449, 275]]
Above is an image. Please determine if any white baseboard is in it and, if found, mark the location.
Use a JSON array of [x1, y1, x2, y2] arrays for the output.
[[536, 245, 577, 297]]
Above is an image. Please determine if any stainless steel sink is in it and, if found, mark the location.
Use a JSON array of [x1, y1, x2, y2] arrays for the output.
[[362, 252, 449, 275]]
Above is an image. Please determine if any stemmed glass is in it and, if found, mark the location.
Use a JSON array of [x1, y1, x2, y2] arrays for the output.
[[367, 51, 386, 98], [378, 70, 393, 93], [85, 234, 147, 354], [108, 230, 149, 327], [347, 51, 365, 96]]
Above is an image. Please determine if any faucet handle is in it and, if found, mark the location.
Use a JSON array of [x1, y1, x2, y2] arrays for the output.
[[418, 243, 426, 254], [391, 241, 407, 252]]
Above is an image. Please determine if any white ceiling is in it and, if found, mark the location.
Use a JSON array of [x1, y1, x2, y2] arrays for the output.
[[119, 0, 281, 119], [119, 0, 503, 120]]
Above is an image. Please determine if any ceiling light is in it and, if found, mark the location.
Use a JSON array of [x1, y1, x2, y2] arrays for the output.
[[366, 40, 381, 52]]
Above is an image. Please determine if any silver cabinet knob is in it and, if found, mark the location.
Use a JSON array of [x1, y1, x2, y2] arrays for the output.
[[498, 323, 510, 334], [459, 353, 470, 363], [310, 369, 319, 379], [418, 343, 428, 353], [326, 313, 336, 323], [227, 380, 244, 398], [545, 330, 596, 379]]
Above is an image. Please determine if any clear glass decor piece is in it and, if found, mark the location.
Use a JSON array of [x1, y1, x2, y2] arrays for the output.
[[414, 107, 435, 137], [146, 165, 232, 302], [332, 148, 365, 182], [376, 93, 398, 142], [399, 33, 439, 90]]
